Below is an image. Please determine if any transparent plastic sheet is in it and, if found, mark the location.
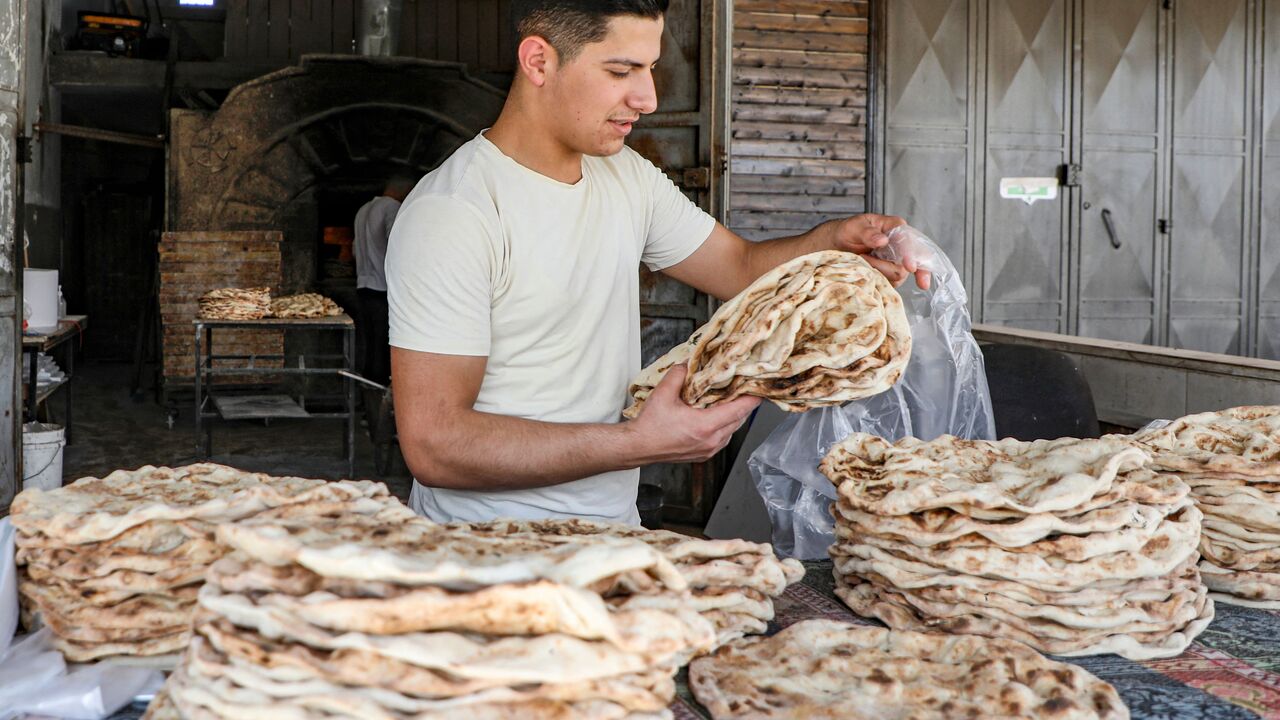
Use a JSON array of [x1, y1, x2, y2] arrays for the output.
[[748, 226, 997, 559], [0, 520, 163, 720]]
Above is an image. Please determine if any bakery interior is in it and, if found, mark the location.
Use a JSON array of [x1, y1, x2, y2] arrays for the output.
[[2, 1, 1280, 719]]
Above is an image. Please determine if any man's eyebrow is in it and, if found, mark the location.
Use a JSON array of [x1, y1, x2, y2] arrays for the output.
[[603, 57, 658, 67]]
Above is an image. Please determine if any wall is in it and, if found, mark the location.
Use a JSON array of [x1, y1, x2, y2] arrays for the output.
[[23, 0, 61, 272], [728, 0, 870, 242], [223, 0, 517, 75]]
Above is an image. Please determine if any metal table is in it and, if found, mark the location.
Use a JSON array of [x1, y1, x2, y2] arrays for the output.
[[671, 560, 1278, 720], [193, 314, 357, 478], [22, 315, 87, 441]]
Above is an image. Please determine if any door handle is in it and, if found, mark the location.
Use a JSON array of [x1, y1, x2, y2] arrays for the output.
[[1101, 208, 1121, 249]]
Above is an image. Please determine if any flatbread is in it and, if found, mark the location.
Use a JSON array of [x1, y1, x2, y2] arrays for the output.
[[11, 464, 391, 544], [830, 504, 1201, 592], [1199, 561, 1280, 608], [270, 293, 342, 319], [822, 434, 1164, 516], [624, 251, 911, 418], [199, 583, 711, 681], [1137, 406, 1280, 476], [835, 578, 1214, 661], [688, 619, 1128, 719], [217, 514, 689, 593]]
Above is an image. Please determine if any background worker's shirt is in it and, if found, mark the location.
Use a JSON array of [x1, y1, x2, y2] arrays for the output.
[[354, 195, 401, 291], [386, 133, 714, 524]]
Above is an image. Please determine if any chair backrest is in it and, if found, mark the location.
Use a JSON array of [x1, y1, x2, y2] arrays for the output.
[[980, 343, 1101, 441]]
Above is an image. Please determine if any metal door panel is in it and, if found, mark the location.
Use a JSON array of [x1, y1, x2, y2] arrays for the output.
[[882, 0, 974, 288], [886, 145, 968, 267], [1169, 0, 1250, 353], [982, 148, 1066, 313], [1077, 0, 1161, 344], [1259, 0, 1280, 359], [981, 0, 1070, 332], [886, 0, 970, 128], [1169, 152, 1246, 353]]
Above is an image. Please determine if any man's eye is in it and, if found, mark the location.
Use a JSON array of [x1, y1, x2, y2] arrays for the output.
[[609, 70, 629, 78]]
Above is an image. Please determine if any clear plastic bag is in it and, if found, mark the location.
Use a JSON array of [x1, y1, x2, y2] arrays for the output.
[[748, 226, 996, 559]]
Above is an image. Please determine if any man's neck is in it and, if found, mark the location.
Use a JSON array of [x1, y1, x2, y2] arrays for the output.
[[486, 107, 584, 185]]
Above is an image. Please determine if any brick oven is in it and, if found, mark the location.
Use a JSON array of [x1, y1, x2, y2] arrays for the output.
[[162, 56, 506, 385]]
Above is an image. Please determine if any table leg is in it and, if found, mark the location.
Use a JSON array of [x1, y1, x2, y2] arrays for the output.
[[345, 327, 355, 479], [205, 326, 214, 457], [64, 337, 74, 443], [194, 325, 203, 458], [25, 349, 36, 423]]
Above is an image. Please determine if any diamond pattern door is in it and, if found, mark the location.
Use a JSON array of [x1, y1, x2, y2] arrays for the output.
[[1077, 0, 1164, 344], [1259, 0, 1280, 359], [1169, 0, 1252, 354], [980, 0, 1072, 332], [882, 0, 975, 290]]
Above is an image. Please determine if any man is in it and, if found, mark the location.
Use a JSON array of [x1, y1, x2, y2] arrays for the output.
[[353, 175, 414, 386], [386, 0, 928, 524]]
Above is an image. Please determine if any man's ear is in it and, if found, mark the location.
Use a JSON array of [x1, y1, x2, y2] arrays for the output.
[[517, 35, 558, 87]]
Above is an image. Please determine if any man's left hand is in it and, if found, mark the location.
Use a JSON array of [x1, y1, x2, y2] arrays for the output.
[[832, 213, 931, 290]]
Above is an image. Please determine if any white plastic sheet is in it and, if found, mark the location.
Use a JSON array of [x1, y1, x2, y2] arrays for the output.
[[748, 226, 996, 559]]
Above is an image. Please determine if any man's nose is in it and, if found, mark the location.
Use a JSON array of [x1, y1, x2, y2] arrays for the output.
[[630, 72, 658, 115]]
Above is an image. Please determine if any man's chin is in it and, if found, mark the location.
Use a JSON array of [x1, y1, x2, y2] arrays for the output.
[[583, 137, 628, 157]]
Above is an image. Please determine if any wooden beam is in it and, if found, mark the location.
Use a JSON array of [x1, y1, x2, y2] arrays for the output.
[[49, 53, 283, 90], [34, 122, 164, 149], [972, 324, 1280, 383]]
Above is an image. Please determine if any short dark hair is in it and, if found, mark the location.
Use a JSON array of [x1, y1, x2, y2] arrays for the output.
[[513, 1, 669, 64]]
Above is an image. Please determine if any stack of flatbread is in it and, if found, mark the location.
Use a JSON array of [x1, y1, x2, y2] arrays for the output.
[[822, 433, 1214, 660], [269, 293, 343, 319], [456, 519, 805, 649], [11, 463, 390, 662], [1137, 406, 1280, 609], [148, 508, 716, 719], [624, 251, 911, 419], [689, 619, 1129, 719], [198, 287, 271, 320]]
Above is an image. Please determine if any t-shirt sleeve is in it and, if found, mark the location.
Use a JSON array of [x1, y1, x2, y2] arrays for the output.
[[386, 195, 495, 356], [637, 154, 716, 271]]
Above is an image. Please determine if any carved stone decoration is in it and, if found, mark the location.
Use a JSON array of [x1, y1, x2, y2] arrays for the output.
[[186, 128, 236, 173]]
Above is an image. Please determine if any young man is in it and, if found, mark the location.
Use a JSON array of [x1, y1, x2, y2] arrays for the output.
[[386, 0, 928, 524]]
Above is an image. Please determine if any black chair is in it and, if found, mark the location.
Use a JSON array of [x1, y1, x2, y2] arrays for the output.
[[980, 343, 1101, 441]]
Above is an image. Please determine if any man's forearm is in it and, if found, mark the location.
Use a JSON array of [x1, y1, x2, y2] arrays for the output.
[[407, 408, 654, 492]]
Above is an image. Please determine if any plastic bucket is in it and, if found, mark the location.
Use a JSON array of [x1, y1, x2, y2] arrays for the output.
[[21, 422, 64, 492]]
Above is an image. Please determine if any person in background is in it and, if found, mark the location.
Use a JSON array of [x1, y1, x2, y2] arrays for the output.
[[354, 175, 414, 386]]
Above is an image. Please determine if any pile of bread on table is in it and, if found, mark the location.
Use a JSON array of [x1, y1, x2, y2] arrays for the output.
[[16, 247, 1280, 719], [1136, 406, 1280, 609], [198, 287, 342, 320], [9, 462, 803, 720]]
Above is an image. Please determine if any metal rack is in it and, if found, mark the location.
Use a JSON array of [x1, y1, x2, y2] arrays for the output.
[[23, 315, 89, 441], [193, 314, 356, 478]]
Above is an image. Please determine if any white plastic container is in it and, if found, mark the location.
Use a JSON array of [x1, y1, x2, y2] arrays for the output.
[[21, 422, 64, 492], [22, 269, 58, 333]]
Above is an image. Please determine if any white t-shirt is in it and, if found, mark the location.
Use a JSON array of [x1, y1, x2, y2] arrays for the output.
[[354, 195, 401, 291], [386, 133, 715, 524]]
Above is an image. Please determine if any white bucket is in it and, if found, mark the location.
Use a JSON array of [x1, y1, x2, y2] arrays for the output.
[[21, 422, 64, 492]]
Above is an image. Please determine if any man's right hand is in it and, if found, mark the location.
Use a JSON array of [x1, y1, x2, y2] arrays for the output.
[[625, 364, 762, 464]]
